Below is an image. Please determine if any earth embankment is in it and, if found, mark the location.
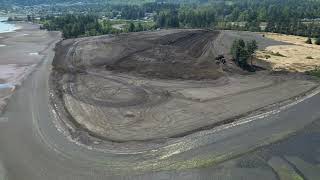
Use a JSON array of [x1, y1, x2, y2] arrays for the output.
[[50, 29, 318, 147]]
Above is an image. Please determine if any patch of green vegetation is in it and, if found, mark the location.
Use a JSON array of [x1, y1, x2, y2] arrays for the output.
[[316, 37, 320, 45], [230, 39, 258, 72], [276, 167, 304, 180], [40, 15, 156, 38], [124, 20, 156, 31], [306, 67, 320, 77]]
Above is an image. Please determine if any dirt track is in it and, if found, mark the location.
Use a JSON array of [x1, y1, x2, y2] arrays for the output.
[[50, 29, 318, 147]]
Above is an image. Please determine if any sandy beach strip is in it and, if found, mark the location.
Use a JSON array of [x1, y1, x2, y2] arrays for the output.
[[0, 22, 61, 114]]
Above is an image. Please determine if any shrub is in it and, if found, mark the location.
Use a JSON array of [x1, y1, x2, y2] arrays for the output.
[[269, 51, 286, 57], [306, 37, 312, 44], [315, 37, 320, 45], [306, 67, 320, 77]]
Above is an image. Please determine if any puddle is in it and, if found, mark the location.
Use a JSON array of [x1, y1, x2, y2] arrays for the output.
[[0, 44, 6, 47], [29, 52, 39, 56], [0, 83, 15, 90]]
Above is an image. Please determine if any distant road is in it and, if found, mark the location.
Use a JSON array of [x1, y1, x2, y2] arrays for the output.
[[0, 38, 320, 180]]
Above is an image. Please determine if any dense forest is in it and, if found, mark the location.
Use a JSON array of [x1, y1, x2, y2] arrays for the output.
[[19, 0, 320, 39], [154, 0, 320, 37]]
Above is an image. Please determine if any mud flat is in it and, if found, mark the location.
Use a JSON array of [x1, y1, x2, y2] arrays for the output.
[[50, 29, 319, 151], [0, 22, 60, 113]]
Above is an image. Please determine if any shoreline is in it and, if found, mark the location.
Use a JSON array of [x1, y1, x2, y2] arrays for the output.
[[0, 22, 61, 114], [0, 17, 21, 34]]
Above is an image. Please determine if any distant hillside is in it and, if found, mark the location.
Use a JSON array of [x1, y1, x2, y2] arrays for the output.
[[0, 0, 212, 6], [2, 0, 320, 8]]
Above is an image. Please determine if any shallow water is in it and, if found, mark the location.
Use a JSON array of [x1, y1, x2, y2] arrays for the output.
[[0, 17, 17, 33], [0, 83, 14, 88]]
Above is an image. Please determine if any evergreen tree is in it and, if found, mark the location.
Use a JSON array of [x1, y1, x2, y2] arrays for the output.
[[315, 37, 320, 45], [136, 22, 144, 31], [231, 39, 258, 71], [246, 40, 258, 66]]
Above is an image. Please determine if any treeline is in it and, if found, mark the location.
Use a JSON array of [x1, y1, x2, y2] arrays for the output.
[[38, 0, 320, 39], [41, 15, 115, 38], [265, 20, 320, 38], [153, 0, 320, 38], [40, 15, 155, 38], [156, 6, 216, 28]]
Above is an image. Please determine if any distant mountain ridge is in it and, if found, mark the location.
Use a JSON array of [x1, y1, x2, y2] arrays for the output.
[[0, 0, 156, 6]]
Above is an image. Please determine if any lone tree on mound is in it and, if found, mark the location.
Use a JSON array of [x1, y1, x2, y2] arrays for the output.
[[230, 39, 258, 72], [315, 37, 320, 45], [231, 39, 247, 68], [306, 37, 312, 44]]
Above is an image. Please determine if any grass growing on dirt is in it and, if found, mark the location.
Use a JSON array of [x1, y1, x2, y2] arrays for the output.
[[306, 67, 320, 77], [269, 51, 286, 57], [256, 33, 320, 72]]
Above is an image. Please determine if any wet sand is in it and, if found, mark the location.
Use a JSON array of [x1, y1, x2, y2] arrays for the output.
[[0, 22, 61, 113]]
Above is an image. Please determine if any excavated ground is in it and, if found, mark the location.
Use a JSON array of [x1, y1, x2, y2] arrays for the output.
[[50, 29, 319, 146]]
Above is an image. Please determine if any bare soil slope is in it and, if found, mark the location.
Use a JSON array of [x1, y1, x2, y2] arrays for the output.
[[54, 29, 224, 80]]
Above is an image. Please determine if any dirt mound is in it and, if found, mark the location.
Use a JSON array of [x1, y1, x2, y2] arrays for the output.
[[105, 30, 221, 79], [49, 29, 317, 145], [52, 29, 223, 80], [53, 29, 288, 79]]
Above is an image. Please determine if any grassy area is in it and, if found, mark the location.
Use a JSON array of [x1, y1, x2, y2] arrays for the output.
[[269, 51, 286, 57], [256, 33, 320, 72]]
